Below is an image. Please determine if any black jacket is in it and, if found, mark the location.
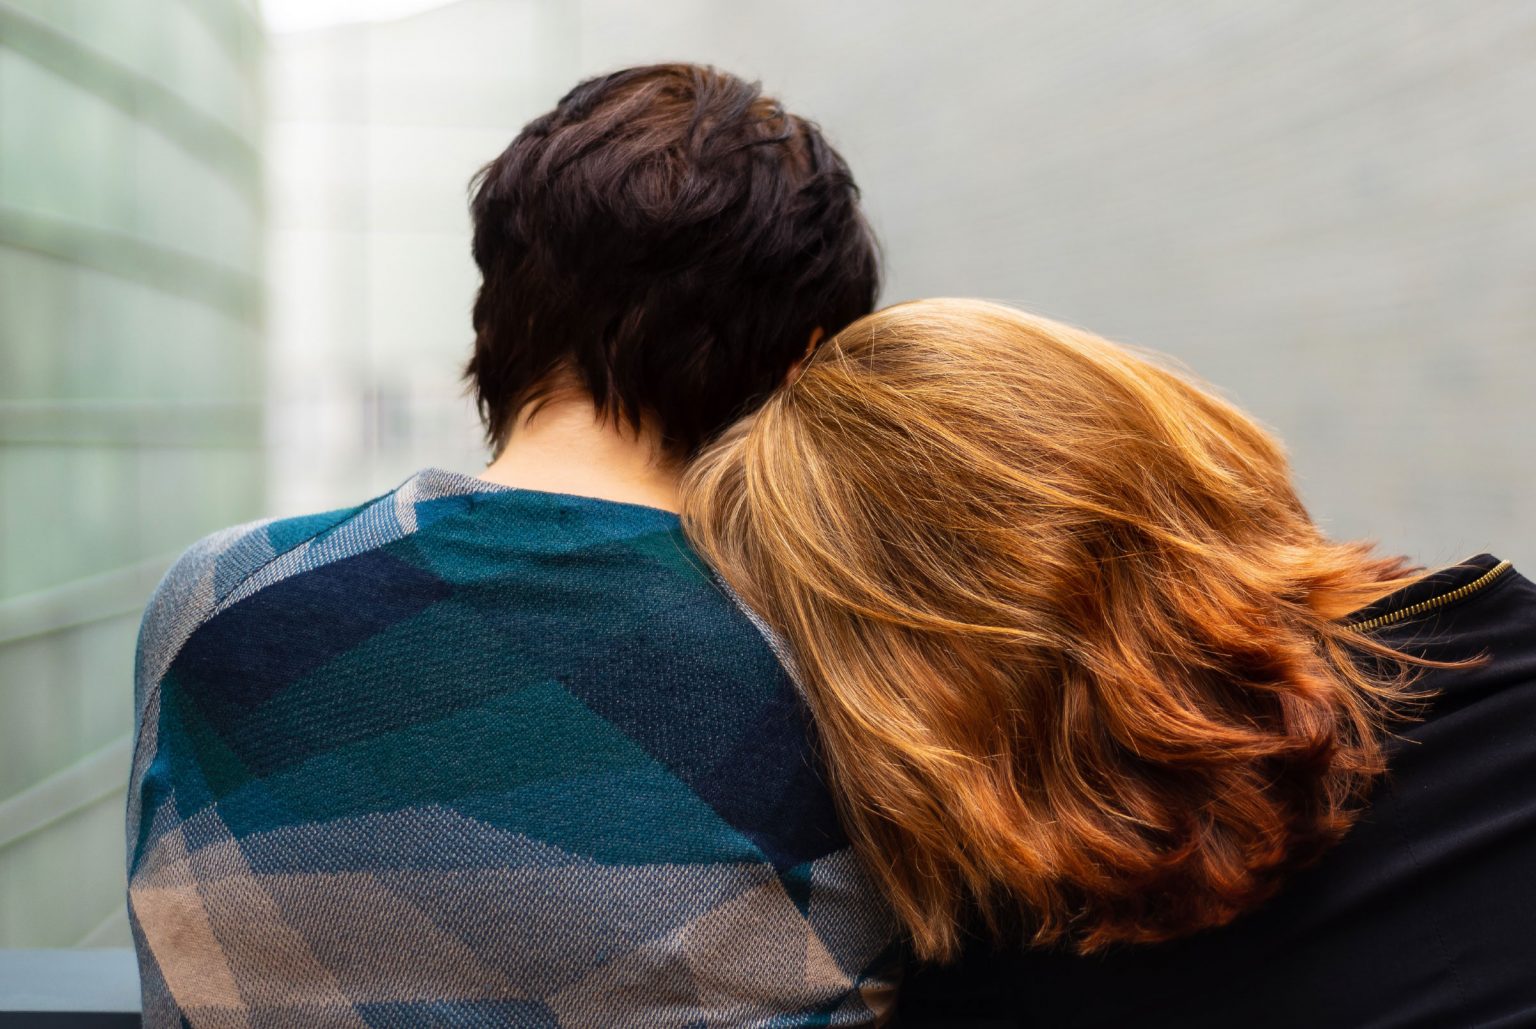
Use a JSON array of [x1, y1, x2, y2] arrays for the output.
[[899, 554, 1536, 1028]]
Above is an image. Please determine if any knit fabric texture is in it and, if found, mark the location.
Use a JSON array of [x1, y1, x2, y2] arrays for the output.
[[125, 467, 899, 1027]]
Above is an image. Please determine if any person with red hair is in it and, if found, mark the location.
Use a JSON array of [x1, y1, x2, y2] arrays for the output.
[[683, 297, 1536, 1027]]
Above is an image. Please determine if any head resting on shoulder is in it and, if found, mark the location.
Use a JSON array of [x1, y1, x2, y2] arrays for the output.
[[682, 297, 1421, 960]]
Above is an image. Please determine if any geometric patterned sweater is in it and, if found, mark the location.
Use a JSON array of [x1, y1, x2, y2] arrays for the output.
[[126, 467, 900, 1027]]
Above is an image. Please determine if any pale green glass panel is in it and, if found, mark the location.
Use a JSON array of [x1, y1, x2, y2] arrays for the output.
[[61, 265, 265, 402], [0, 615, 137, 801], [0, 793, 129, 948], [0, 632, 74, 800], [133, 445, 266, 561], [0, 0, 263, 953], [0, 447, 142, 598], [2, 0, 258, 142], [0, 444, 265, 599], [0, 249, 74, 399], [0, 54, 258, 271], [151, 0, 260, 140], [131, 123, 260, 271], [2, 0, 155, 86], [0, 52, 137, 235], [0, 249, 261, 402]]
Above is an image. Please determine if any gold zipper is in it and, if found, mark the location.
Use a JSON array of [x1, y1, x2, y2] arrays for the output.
[[1346, 560, 1513, 633]]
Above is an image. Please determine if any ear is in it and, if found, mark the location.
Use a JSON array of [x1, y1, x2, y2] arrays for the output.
[[784, 327, 825, 387]]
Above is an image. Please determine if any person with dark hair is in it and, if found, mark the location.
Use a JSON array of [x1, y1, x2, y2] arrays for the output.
[[126, 64, 897, 1026], [466, 63, 879, 463]]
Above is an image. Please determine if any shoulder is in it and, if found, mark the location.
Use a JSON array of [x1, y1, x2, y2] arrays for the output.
[[132, 503, 366, 712]]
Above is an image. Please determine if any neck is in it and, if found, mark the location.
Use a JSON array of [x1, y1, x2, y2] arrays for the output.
[[477, 397, 682, 513]]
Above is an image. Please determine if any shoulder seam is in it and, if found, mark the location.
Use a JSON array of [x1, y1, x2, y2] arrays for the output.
[[210, 495, 389, 611], [133, 486, 404, 756]]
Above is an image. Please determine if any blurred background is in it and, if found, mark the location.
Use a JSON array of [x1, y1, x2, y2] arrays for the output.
[[1, 0, 1532, 950]]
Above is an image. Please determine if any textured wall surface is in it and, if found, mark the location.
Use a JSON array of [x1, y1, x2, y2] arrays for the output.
[[274, 1, 1534, 570], [264, 0, 577, 513], [0, 0, 264, 948], [575, 0, 1536, 572]]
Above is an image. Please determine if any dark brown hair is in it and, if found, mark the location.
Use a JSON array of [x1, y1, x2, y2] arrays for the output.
[[466, 64, 879, 457]]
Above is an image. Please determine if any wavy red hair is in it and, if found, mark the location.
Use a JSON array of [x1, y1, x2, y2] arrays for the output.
[[682, 299, 1424, 961]]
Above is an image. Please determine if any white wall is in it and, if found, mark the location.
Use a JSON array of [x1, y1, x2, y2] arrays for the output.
[[269, 0, 1536, 570], [264, 0, 578, 512]]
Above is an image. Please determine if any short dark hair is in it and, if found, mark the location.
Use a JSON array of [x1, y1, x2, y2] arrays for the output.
[[465, 63, 879, 457]]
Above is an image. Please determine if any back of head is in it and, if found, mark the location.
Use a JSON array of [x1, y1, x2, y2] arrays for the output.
[[467, 64, 879, 458], [682, 298, 1419, 961]]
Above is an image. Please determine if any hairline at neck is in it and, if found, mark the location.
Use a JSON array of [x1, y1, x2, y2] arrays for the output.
[[477, 393, 684, 512]]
